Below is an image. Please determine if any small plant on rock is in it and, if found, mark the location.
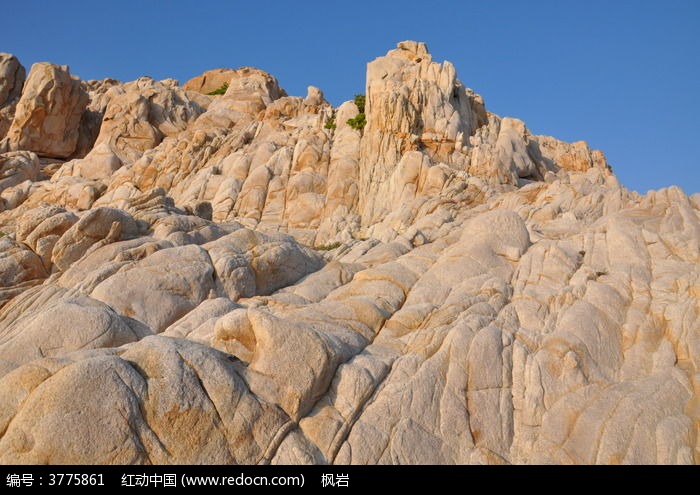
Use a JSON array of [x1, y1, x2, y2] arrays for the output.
[[324, 116, 336, 130], [316, 241, 342, 251], [346, 93, 367, 130], [346, 113, 366, 131], [354, 94, 366, 113], [207, 82, 229, 96]]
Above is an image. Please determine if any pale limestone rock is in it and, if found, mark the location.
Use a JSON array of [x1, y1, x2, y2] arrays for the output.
[[204, 228, 324, 299], [304, 86, 325, 106], [536, 136, 609, 173], [316, 110, 361, 245], [223, 67, 286, 114], [4, 63, 88, 158], [163, 297, 240, 341], [90, 244, 215, 333]]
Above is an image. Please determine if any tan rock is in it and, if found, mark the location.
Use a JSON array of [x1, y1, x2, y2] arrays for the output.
[[89, 244, 216, 333], [0, 53, 25, 140], [0, 151, 40, 194], [0, 336, 289, 464], [5, 62, 88, 158], [15, 204, 78, 268], [0, 41, 697, 466], [0, 237, 48, 307], [90, 77, 204, 165], [183, 68, 236, 94], [359, 41, 487, 225], [0, 286, 150, 377], [73, 78, 120, 158], [51, 207, 139, 271]]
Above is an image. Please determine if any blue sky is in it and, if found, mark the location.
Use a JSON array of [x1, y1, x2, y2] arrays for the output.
[[3, 0, 699, 194]]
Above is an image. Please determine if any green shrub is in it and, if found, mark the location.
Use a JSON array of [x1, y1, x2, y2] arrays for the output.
[[316, 241, 342, 251], [354, 94, 366, 113], [324, 116, 336, 130], [346, 113, 366, 131], [207, 82, 229, 96]]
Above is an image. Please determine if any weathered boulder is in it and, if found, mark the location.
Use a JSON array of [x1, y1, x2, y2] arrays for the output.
[[0, 53, 25, 140], [4, 62, 88, 158]]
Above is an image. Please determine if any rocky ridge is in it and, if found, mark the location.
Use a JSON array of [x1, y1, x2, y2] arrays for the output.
[[0, 42, 697, 465]]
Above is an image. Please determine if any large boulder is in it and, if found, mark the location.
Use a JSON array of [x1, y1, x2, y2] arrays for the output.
[[183, 68, 236, 94], [4, 62, 88, 158], [0, 287, 150, 377], [0, 336, 289, 464], [15, 204, 79, 268], [51, 207, 139, 271], [0, 53, 25, 139], [0, 151, 40, 195], [0, 237, 48, 307], [89, 77, 204, 165], [90, 244, 216, 333]]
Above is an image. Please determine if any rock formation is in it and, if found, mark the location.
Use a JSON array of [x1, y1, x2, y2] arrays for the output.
[[3, 62, 87, 158], [0, 53, 25, 140], [0, 42, 697, 465]]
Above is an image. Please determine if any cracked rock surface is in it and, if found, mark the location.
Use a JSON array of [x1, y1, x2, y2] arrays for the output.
[[0, 42, 697, 465]]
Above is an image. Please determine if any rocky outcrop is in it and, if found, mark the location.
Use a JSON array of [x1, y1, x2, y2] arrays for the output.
[[3, 63, 87, 158], [88, 77, 204, 165], [359, 41, 487, 225], [0, 151, 40, 196], [183, 68, 236, 94], [0, 41, 696, 466], [0, 53, 25, 140], [73, 78, 121, 158]]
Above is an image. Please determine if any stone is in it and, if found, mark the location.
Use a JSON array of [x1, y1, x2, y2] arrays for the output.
[[183, 68, 236, 94], [0, 151, 40, 195], [0, 53, 25, 140], [89, 77, 204, 165], [15, 204, 78, 268], [358, 41, 489, 225], [73, 78, 121, 158], [0, 237, 48, 307], [0, 287, 150, 377], [51, 207, 139, 271], [0, 41, 697, 466], [4, 62, 88, 158], [0, 336, 289, 464], [89, 244, 216, 333]]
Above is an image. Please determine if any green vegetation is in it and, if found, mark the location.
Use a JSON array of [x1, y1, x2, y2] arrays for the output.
[[316, 241, 342, 251], [207, 82, 229, 96], [353, 94, 365, 113], [324, 116, 336, 130], [346, 113, 366, 131], [347, 94, 367, 130]]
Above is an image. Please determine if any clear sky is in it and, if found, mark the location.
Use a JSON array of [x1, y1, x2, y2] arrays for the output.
[[3, 0, 699, 194]]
